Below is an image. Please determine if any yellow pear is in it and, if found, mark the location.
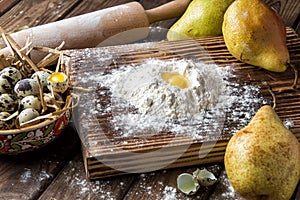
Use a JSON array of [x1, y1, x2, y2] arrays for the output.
[[225, 105, 300, 200], [167, 0, 234, 41], [222, 0, 290, 72]]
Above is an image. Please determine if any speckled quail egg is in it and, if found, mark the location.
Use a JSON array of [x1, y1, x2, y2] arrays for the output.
[[0, 111, 14, 130], [0, 77, 10, 94], [20, 95, 42, 111], [0, 67, 22, 87], [31, 71, 50, 90], [47, 72, 69, 93], [18, 108, 40, 126], [0, 93, 17, 112], [14, 78, 40, 98]]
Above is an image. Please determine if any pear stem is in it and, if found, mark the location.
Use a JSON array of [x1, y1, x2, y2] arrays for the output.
[[289, 63, 298, 90], [268, 86, 277, 109], [268, 63, 298, 93]]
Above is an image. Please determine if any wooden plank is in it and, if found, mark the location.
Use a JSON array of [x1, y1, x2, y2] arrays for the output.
[[68, 27, 300, 179], [296, 20, 300, 35], [38, 154, 136, 200], [123, 164, 223, 200], [0, 0, 20, 15], [0, 0, 81, 32], [0, 123, 80, 200], [209, 169, 300, 200], [263, 0, 300, 27]]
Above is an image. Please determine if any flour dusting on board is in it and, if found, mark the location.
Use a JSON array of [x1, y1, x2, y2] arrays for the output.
[[75, 57, 269, 140], [74, 58, 265, 139]]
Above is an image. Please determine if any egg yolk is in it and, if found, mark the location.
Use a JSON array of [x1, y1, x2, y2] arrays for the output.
[[161, 72, 190, 89], [48, 72, 66, 83]]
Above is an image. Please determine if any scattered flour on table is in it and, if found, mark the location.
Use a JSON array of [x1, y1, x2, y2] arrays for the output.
[[162, 186, 178, 200], [64, 162, 119, 200], [209, 171, 245, 200], [284, 119, 295, 129], [75, 58, 266, 139], [19, 168, 32, 183]]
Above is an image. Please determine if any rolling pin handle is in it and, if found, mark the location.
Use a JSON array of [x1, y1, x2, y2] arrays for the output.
[[145, 0, 191, 24]]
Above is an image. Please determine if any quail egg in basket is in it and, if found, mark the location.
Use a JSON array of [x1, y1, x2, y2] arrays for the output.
[[0, 29, 77, 154]]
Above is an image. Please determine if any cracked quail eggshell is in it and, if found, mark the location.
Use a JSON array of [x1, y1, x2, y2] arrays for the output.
[[47, 72, 68, 93], [193, 168, 217, 186], [177, 173, 200, 195]]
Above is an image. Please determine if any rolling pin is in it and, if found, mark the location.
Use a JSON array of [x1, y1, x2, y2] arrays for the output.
[[0, 0, 190, 63]]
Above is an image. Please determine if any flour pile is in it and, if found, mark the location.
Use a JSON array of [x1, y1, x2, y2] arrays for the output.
[[73, 57, 266, 139], [92, 59, 236, 138], [107, 59, 229, 120]]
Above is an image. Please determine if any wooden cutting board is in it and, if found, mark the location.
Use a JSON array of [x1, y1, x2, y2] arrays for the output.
[[68, 27, 300, 180]]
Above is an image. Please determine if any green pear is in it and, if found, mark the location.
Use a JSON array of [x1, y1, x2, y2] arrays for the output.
[[167, 0, 234, 41], [225, 105, 300, 200], [222, 0, 290, 72]]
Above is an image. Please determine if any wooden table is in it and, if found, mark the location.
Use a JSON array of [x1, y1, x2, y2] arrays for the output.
[[0, 1, 299, 199]]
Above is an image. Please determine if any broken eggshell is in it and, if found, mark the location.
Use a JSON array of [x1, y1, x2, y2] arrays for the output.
[[47, 72, 68, 93], [177, 173, 200, 195], [193, 168, 217, 187]]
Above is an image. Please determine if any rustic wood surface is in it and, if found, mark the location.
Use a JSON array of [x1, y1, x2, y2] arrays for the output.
[[69, 27, 300, 180], [0, 0, 299, 200]]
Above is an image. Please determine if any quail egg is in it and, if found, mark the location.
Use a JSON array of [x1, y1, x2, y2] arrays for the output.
[[0, 93, 17, 112], [31, 71, 50, 90], [14, 78, 40, 98], [0, 111, 14, 130], [0, 67, 22, 87], [0, 77, 10, 93], [20, 95, 42, 111], [47, 72, 69, 93], [18, 108, 40, 126]]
